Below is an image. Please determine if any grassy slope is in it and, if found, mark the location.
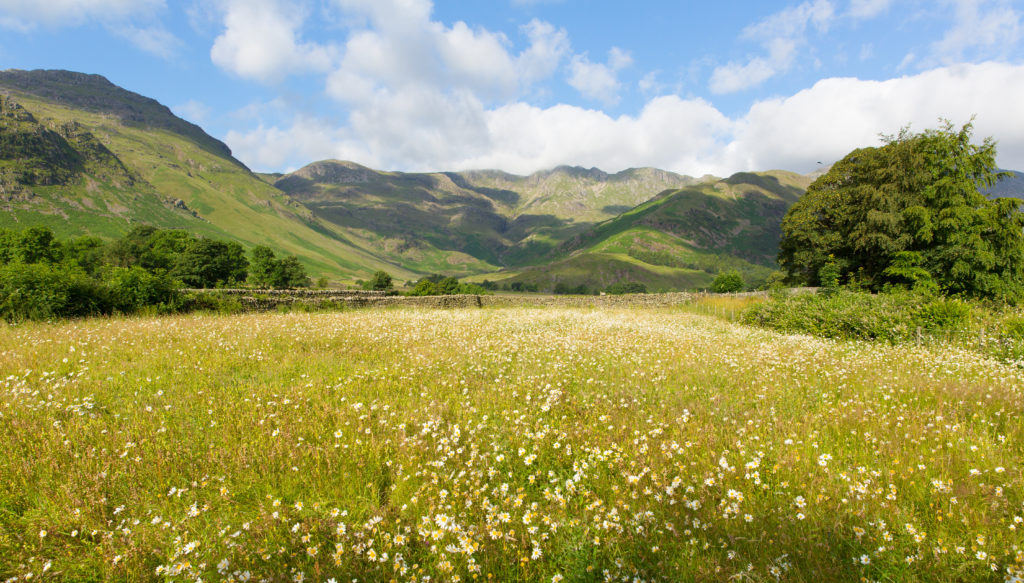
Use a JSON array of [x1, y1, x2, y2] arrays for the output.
[[2, 308, 1021, 581], [0, 94, 416, 282], [497, 172, 807, 291], [275, 162, 700, 275]]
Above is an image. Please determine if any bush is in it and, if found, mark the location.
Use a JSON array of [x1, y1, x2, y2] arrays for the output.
[[605, 282, 647, 295], [741, 289, 979, 344], [712, 270, 745, 293], [0, 263, 106, 321], [918, 297, 972, 331], [104, 267, 181, 314]]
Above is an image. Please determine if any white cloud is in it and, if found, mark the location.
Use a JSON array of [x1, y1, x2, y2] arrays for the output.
[[710, 0, 834, 94], [567, 47, 633, 105], [0, 0, 163, 28], [325, 1, 569, 104], [113, 24, 182, 59], [848, 0, 892, 20], [723, 62, 1024, 174], [929, 0, 1022, 64], [709, 56, 779, 95], [0, 0, 181, 57], [210, 0, 336, 84], [228, 62, 1024, 179]]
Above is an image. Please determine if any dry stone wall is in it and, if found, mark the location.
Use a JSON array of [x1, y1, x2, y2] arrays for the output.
[[186, 289, 707, 311]]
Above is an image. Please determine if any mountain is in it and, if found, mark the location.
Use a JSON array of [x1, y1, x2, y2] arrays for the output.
[[492, 171, 811, 292], [2, 68, 814, 290], [0, 69, 415, 281], [273, 160, 700, 275]]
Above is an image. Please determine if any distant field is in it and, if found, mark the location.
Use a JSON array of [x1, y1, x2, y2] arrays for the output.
[[1, 308, 1022, 582]]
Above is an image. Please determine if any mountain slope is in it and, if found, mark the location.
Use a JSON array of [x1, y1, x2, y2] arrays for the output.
[[494, 171, 809, 292], [0, 69, 414, 281], [274, 160, 699, 274]]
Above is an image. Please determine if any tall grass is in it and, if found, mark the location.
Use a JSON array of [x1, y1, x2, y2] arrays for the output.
[[1, 308, 1022, 581]]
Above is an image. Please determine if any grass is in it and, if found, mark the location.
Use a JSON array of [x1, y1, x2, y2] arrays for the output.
[[1, 307, 1023, 581], [1, 94, 413, 283]]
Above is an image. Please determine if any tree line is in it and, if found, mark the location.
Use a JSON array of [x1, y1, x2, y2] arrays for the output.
[[0, 225, 310, 320]]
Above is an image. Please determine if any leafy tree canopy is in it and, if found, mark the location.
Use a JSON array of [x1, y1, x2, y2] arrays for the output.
[[779, 120, 1023, 301], [712, 270, 745, 293]]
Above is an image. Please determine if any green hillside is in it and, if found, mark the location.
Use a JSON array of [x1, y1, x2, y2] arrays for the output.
[[274, 160, 700, 274], [0, 70, 416, 282], [495, 171, 809, 292], [2, 69, 815, 289]]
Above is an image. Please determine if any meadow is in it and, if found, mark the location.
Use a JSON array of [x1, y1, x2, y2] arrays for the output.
[[1, 306, 1022, 582]]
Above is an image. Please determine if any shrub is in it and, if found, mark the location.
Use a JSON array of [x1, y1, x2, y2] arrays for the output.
[[606, 282, 647, 295], [918, 297, 972, 331], [712, 270, 744, 293], [0, 263, 106, 321], [104, 267, 181, 314]]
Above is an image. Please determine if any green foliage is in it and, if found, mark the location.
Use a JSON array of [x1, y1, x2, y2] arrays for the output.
[[916, 296, 972, 331], [604, 281, 647, 295], [881, 251, 936, 292], [174, 239, 248, 288], [103, 266, 180, 314], [779, 120, 1023, 301], [249, 246, 310, 289], [368, 270, 393, 291], [406, 275, 488, 296], [817, 259, 841, 296], [553, 282, 593, 295], [16, 225, 62, 264], [711, 270, 745, 293], [407, 279, 439, 296], [0, 262, 106, 321], [740, 289, 979, 343], [248, 245, 278, 289]]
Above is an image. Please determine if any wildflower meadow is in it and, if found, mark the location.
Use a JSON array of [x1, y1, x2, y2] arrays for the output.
[[1, 307, 1022, 582]]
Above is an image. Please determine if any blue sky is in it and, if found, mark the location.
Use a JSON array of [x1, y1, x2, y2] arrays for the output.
[[1, 0, 1023, 176]]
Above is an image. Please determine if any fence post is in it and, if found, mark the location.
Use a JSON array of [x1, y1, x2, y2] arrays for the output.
[[916, 326, 922, 346]]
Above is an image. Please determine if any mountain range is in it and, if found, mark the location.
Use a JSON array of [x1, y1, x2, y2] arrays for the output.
[[5, 68, 1016, 292]]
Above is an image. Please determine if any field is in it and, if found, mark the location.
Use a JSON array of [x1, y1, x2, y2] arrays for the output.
[[1, 307, 1023, 582]]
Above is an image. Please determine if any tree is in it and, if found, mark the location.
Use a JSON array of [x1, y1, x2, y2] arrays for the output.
[[17, 226, 61, 264], [408, 279, 439, 296], [276, 256, 310, 288], [248, 245, 278, 289], [712, 270, 745, 293], [174, 239, 248, 288], [778, 120, 1023, 301], [369, 270, 393, 291], [248, 246, 309, 289], [605, 281, 647, 294], [438, 276, 460, 295]]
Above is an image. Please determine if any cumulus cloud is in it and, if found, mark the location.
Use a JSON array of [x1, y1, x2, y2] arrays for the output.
[[325, 1, 569, 104], [227, 62, 1024, 178], [210, 0, 336, 83], [929, 0, 1022, 64], [567, 47, 633, 105], [709, 0, 834, 94]]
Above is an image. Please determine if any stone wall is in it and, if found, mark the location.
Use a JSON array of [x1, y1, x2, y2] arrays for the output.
[[185, 288, 812, 312]]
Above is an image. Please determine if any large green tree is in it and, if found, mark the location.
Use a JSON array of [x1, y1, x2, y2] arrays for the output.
[[778, 120, 1024, 301]]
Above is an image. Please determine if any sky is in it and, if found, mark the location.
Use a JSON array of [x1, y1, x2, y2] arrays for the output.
[[0, 0, 1023, 177]]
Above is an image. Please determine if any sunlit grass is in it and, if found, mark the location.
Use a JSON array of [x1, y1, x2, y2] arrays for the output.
[[1, 307, 1022, 582]]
